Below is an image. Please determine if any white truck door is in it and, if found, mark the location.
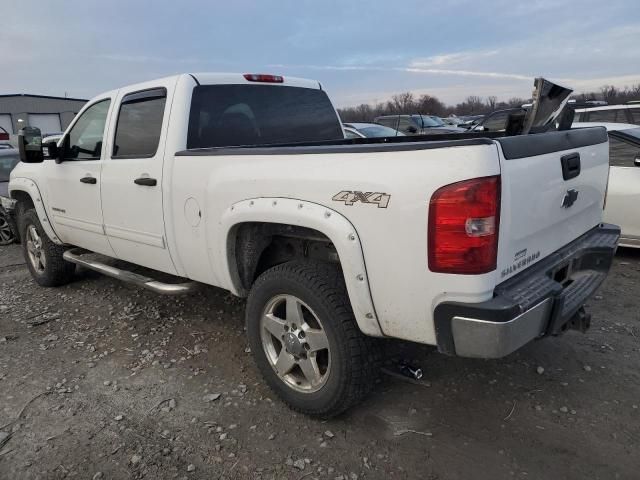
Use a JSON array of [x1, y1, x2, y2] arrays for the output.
[[604, 133, 640, 243], [43, 98, 115, 256], [100, 80, 177, 274]]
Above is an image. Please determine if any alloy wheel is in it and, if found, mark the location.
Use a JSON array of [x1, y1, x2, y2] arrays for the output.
[[260, 294, 331, 393]]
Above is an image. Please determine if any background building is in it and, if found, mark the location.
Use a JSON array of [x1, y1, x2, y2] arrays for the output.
[[0, 94, 87, 135]]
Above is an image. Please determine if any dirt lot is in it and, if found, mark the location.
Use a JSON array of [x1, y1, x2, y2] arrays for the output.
[[0, 243, 639, 480]]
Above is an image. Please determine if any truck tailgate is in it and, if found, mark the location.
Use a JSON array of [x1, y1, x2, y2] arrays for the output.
[[495, 127, 610, 281]]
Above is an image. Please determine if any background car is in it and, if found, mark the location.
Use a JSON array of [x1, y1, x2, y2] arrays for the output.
[[457, 114, 485, 129], [574, 121, 640, 247], [574, 104, 640, 125], [0, 126, 10, 145], [343, 126, 365, 139], [343, 122, 404, 138], [375, 114, 464, 135], [440, 116, 465, 126], [468, 108, 526, 132], [0, 145, 20, 244]]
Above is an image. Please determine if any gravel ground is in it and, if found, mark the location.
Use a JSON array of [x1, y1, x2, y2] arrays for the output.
[[0, 243, 639, 480]]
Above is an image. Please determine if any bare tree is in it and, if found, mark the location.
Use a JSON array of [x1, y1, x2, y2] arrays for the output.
[[337, 82, 640, 123], [391, 92, 415, 113], [417, 94, 446, 116]]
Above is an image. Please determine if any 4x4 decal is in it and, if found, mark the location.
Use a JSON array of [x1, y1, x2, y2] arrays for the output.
[[332, 191, 391, 208]]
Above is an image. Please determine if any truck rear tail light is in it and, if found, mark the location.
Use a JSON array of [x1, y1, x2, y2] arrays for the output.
[[0, 132, 9, 141], [243, 73, 284, 83], [428, 175, 500, 274]]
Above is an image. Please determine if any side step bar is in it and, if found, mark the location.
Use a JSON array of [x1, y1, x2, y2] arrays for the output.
[[63, 248, 198, 295]]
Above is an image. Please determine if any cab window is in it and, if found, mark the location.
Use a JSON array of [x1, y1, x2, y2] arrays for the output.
[[64, 99, 111, 160], [113, 88, 167, 158]]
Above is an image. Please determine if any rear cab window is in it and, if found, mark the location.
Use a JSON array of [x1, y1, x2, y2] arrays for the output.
[[113, 88, 167, 158], [186, 85, 343, 149]]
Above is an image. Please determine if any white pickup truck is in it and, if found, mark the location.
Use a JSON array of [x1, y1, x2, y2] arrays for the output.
[[8, 73, 619, 417]]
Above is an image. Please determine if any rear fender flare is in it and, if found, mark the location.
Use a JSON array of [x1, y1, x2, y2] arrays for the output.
[[9, 178, 63, 245], [218, 197, 383, 337]]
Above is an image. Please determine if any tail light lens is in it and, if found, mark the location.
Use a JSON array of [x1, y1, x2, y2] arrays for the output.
[[243, 73, 284, 83], [428, 175, 500, 274], [0, 131, 9, 141]]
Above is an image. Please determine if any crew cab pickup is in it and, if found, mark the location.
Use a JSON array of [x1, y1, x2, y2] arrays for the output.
[[8, 73, 619, 417]]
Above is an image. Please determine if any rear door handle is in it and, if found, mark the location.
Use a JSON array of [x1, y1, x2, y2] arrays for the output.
[[80, 176, 97, 184], [134, 177, 157, 187]]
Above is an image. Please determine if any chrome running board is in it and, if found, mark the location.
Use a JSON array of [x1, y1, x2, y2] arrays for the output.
[[63, 248, 198, 295]]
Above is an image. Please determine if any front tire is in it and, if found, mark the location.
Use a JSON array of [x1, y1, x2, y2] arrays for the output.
[[246, 261, 379, 418], [20, 209, 75, 287]]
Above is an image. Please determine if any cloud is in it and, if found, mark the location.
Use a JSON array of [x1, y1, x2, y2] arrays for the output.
[[97, 54, 202, 64], [269, 62, 532, 81], [404, 67, 531, 82], [409, 50, 500, 68], [0, 0, 639, 106]]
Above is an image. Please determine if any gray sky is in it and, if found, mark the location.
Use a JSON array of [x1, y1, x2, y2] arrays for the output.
[[2, 0, 639, 107]]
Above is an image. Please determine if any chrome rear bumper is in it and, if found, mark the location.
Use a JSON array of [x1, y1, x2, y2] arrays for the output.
[[435, 224, 620, 358]]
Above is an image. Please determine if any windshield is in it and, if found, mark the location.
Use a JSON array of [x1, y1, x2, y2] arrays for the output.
[[619, 127, 640, 141], [0, 150, 20, 182], [187, 85, 344, 148], [420, 115, 445, 127], [359, 125, 404, 137]]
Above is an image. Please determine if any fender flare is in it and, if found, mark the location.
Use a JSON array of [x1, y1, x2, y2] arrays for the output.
[[218, 197, 384, 337], [9, 177, 63, 245]]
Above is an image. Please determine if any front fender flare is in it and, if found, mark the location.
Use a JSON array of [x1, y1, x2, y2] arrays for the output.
[[218, 197, 383, 337], [9, 177, 63, 245]]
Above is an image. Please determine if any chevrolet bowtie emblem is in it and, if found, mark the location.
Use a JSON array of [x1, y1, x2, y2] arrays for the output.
[[562, 189, 579, 208]]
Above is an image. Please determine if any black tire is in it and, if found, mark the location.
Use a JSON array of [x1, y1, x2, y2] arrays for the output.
[[20, 209, 75, 287], [246, 261, 380, 418], [0, 207, 15, 245]]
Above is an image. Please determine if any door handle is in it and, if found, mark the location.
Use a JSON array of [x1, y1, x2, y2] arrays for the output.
[[80, 176, 97, 184], [134, 177, 157, 187], [561, 153, 581, 181]]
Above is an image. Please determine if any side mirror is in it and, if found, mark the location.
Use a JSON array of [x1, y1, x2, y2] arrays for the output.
[[406, 126, 418, 134], [634, 157, 640, 167], [18, 127, 44, 163]]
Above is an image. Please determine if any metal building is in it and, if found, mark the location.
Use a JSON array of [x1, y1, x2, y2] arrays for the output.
[[0, 94, 87, 135]]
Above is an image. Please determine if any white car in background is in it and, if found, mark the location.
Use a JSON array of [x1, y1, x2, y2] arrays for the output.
[[343, 122, 404, 139], [574, 105, 640, 125], [574, 122, 640, 247]]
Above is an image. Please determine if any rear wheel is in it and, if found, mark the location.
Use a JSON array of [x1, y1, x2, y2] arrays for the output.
[[246, 261, 379, 418], [20, 209, 75, 287]]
